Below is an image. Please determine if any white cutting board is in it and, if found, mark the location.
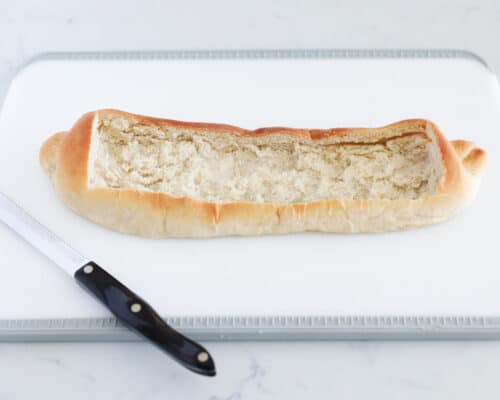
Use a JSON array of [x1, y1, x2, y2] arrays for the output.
[[0, 52, 499, 320]]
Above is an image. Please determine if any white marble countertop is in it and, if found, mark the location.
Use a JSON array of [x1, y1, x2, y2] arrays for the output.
[[1, 0, 500, 398], [2, 340, 500, 399]]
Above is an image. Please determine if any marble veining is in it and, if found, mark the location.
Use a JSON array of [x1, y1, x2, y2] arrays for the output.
[[208, 358, 270, 400]]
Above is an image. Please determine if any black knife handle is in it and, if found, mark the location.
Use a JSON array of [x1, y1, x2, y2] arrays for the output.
[[74, 261, 216, 377]]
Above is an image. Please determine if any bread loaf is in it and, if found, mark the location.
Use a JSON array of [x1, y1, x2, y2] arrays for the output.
[[39, 109, 487, 237]]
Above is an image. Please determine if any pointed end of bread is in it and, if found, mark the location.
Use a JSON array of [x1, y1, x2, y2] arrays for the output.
[[39, 131, 67, 180], [463, 147, 488, 175], [451, 140, 488, 176]]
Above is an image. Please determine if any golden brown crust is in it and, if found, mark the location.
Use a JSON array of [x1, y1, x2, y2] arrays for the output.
[[39, 109, 487, 237], [39, 131, 66, 179], [451, 140, 476, 159], [463, 148, 488, 174], [451, 140, 488, 174]]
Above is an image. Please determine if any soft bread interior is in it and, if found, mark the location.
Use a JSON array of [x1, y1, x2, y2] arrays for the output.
[[88, 116, 444, 204]]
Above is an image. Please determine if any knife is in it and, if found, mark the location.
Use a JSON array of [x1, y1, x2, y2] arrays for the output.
[[0, 191, 216, 377]]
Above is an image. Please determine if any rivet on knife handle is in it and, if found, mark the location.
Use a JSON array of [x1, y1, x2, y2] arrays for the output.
[[74, 261, 216, 377]]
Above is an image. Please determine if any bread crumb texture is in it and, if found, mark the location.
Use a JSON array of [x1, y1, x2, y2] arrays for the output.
[[88, 116, 444, 204]]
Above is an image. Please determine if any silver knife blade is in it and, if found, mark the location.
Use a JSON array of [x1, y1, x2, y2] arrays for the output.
[[0, 191, 89, 276]]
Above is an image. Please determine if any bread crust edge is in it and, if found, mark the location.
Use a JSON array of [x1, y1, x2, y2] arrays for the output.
[[40, 109, 487, 237]]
